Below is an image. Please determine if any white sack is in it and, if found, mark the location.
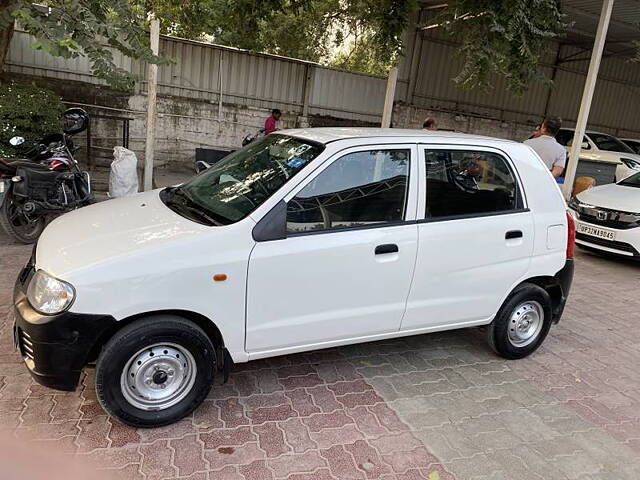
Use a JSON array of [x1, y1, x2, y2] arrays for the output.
[[109, 146, 139, 198]]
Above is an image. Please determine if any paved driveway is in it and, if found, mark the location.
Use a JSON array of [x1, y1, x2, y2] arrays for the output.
[[1, 230, 640, 479]]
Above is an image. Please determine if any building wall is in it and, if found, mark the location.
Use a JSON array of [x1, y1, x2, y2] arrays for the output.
[[393, 103, 535, 142]]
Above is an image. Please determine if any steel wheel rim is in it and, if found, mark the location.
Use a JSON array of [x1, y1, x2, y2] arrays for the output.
[[120, 343, 197, 411], [507, 301, 544, 348]]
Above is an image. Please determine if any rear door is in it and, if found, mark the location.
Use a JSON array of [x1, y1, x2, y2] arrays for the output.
[[401, 145, 534, 331]]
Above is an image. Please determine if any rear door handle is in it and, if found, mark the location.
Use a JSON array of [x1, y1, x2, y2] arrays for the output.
[[505, 230, 523, 240], [375, 244, 399, 255]]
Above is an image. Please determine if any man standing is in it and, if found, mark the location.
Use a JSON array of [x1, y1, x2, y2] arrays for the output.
[[524, 116, 566, 178], [264, 109, 282, 135], [423, 118, 437, 131]]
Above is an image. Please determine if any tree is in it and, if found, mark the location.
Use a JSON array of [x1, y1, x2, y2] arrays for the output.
[[434, 0, 568, 94], [0, 0, 165, 90]]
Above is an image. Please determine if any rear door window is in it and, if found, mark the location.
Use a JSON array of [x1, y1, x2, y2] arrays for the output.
[[424, 149, 520, 219]]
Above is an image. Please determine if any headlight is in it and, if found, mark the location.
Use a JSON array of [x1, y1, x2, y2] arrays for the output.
[[568, 197, 582, 212], [620, 158, 640, 170], [27, 270, 75, 315]]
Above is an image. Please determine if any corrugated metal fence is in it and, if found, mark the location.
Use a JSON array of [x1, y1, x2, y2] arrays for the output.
[[7, 27, 640, 135], [6, 30, 387, 124]]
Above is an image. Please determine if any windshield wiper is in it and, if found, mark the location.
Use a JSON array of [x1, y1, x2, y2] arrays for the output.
[[166, 187, 224, 226]]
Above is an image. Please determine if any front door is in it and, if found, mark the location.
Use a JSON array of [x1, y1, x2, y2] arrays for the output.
[[401, 146, 535, 331], [246, 145, 419, 355]]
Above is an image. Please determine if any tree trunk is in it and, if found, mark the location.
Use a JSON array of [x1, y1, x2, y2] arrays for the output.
[[0, 22, 14, 80], [0, 0, 15, 79]]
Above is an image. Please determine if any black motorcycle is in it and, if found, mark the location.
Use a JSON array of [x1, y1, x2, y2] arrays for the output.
[[0, 108, 94, 243]]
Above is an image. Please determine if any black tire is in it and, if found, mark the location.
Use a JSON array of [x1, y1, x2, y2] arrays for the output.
[[486, 283, 553, 360], [95, 316, 216, 428], [0, 193, 46, 243]]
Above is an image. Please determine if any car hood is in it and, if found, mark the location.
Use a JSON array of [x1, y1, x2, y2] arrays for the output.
[[576, 183, 640, 213], [36, 190, 211, 277]]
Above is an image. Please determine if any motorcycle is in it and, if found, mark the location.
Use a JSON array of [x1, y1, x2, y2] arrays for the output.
[[0, 108, 94, 243]]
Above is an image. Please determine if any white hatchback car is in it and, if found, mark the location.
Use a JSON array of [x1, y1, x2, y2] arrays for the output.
[[13, 129, 575, 427], [569, 171, 640, 258]]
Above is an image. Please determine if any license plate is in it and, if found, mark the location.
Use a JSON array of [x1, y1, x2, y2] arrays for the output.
[[577, 223, 616, 241]]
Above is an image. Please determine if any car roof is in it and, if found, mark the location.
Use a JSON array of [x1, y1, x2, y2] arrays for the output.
[[559, 128, 610, 136], [279, 127, 519, 146]]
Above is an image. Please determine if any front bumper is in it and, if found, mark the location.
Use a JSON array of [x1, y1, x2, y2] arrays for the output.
[[571, 210, 640, 257], [13, 261, 117, 391]]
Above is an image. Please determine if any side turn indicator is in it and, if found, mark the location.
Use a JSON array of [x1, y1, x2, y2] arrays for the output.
[[213, 273, 228, 282]]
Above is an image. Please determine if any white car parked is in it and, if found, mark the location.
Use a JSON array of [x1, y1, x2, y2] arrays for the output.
[[569, 171, 640, 258], [13, 129, 575, 427], [556, 128, 640, 182]]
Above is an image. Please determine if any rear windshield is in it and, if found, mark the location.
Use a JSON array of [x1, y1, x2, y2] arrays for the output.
[[162, 135, 324, 225]]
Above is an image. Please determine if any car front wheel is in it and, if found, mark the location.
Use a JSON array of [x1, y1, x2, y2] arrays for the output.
[[95, 316, 216, 427], [486, 283, 553, 359]]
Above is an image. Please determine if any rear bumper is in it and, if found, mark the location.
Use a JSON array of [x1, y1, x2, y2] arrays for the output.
[[552, 259, 574, 323], [13, 262, 116, 391]]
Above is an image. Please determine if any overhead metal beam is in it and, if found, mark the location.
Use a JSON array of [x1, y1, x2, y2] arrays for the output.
[[562, 0, 615, 200]]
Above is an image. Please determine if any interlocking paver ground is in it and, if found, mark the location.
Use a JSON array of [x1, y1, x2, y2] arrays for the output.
[[2, 227, 640, 479]]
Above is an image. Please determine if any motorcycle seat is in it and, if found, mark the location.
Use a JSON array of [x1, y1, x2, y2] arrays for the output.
[[9, 160, 50, 170]]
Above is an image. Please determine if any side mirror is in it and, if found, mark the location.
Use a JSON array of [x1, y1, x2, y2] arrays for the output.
[[252, 200, 287, 242], [9, 136, 25, 146], [581, 141, 590, 149]]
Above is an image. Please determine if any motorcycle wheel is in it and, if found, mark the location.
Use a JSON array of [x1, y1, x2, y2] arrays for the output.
[[0, 193, 46, 244]]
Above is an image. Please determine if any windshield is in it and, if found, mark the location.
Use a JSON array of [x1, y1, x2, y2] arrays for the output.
[[161, 135, 324, 225], [589, 133, 635, 154], [619, 172, 640, 188]]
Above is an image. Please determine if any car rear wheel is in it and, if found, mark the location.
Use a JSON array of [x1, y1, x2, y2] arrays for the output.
[[96, 316, 216, 427], [486, 283, 553, 359]]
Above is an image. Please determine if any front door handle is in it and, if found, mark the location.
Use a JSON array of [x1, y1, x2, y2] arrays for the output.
[[375, 244, 399, 255], [505, 230, 523, 240]]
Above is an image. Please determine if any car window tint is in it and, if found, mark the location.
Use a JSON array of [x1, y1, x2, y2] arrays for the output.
[[623, 140, 640, 154], [287, 149, 410, 233], [424, 150, 518, 219], [589, 133, 635, 154], [557, 131, 589, 149], [556, 130, 573, 146]]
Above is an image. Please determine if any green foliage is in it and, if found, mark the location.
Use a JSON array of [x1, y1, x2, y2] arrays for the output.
[[174, 0, 416, 75], [0, 82, 64, 158], [330, 34, 396, 76], [435, 0, 568, 95], [1, 1, 167, 91]]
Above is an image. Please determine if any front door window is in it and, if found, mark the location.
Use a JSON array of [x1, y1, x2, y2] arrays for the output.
[[287, 149, 410, 233]]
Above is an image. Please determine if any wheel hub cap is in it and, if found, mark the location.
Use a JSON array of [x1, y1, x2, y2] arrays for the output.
[[507, 301, 544, 347], [120, 343, 197, 411]]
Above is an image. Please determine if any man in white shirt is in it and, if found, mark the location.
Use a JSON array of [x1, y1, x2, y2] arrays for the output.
[[524, 117, 566, 178]]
